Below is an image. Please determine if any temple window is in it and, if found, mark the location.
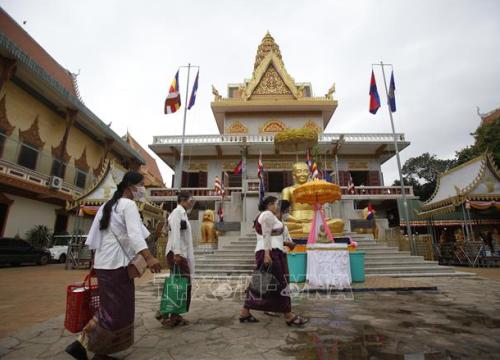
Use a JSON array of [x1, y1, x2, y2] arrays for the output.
[[50, 158, 66, 178], [17, 142, 39, 170], [227, 173, 242, 188], [74, 169, 87, 189], [181, 171, 208, 188]]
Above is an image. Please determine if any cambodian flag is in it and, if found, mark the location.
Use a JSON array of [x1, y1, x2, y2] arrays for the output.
[[369, 70, 381, 114], [367, 202, 375, 220], [388, 71, 396, 113], [233, 159, 243, 175]]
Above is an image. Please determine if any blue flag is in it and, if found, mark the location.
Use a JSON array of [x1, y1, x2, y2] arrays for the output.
[[388, 71, 396, 113], [187, 70, 199, 110], [259, 176, 265, 203]]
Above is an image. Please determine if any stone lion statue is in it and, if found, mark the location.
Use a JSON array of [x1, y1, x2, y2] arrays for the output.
[[200, 209, 218, 246]]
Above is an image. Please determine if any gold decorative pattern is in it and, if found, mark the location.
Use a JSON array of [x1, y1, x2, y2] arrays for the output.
[[347, 161, 369, 170], [254, 31, 282, 70], [226, 121, 248, 134], [303, 120, 322, 133], [18, 115, 45, 148], [252, 65, 293, 96], [93, 156, 106, 177], [187, 163, 208, 171], [223, 161, 240, 171], [75, 147, 90, 172], [0, 95, 14, 136], [260, 120, 287, 133]]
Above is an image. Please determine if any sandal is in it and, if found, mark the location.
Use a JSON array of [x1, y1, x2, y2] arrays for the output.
[[239, 314, 259, 323], [286, 315, 309, 327], [264, 312, 281, 317], [161, 317, 180, 328]]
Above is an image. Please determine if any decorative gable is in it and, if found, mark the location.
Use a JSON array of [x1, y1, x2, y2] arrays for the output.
[[0, 95, 14, 136], [226, 121, 248, 134], [19, 115, 45, 148], [303, 120, 322, 133], [75, 147, 90, 172], [252, 64, 293, 97], [260, 120, 287, 133]]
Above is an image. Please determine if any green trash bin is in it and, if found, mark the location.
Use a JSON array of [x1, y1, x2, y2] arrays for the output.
[[287, 252, 307, 283], [349, 251, 365, 283]]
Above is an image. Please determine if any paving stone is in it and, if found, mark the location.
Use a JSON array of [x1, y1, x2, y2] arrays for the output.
[[0, 336, 19, 350], [134, 334, 160, 348]]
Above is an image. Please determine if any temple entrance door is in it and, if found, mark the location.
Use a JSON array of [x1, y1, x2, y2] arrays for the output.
[[267, 171, 292, 193]]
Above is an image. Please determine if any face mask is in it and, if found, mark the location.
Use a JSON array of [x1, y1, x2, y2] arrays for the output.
[[131, 185, 146, 202], [282, 213, 290, 221]]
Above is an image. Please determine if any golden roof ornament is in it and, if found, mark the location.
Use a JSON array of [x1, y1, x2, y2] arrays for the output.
[[254, 31, 283, 69]]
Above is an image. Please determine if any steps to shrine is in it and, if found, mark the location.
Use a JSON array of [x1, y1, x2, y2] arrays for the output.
[[194, 233, 471, 278]]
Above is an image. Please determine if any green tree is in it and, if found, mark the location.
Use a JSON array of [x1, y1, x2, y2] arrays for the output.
[[454, 116, 500, 166], [25, 225, 52, 248], [393, 153, 455, 201]]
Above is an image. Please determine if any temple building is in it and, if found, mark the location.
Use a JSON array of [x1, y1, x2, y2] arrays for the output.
[[0, 9, 146, 237], [149, 32, 416, 240]]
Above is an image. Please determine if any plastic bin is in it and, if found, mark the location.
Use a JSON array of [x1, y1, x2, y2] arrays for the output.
[[287, 252, 307, 283], [349, 251, 365, 283]]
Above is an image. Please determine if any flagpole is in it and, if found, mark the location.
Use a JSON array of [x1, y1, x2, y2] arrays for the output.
[[175, 63, 192, 191], [377, 61, 415, 255]]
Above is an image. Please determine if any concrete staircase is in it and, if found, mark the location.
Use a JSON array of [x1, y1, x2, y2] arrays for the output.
[[194, 233, 469, 278]]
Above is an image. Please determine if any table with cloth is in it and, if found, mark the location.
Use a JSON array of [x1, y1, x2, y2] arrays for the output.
[[306, 243, 352, 289]]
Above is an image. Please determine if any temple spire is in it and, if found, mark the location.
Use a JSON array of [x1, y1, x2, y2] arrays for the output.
[[254, 31, 283, 69]]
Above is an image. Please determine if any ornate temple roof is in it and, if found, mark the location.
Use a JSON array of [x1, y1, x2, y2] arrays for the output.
[[210, 32, 337, 133], [418, 153, 500, 217], [125, 132, 164, 187], [0, 8, 145, 165]]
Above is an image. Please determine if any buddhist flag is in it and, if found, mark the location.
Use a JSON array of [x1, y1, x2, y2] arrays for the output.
[[347, 173, 356, 194], [188, 70, 199, 110], [388, 71, 396, 113], [164, 70, 181, 114], [257, 152, 263, 180], [369, 70, 381, 114]]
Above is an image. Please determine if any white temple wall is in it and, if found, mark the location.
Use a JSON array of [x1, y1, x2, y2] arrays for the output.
[[224, 113, 323, 135]]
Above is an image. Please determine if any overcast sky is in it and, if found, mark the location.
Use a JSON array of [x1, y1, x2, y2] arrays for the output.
[[2, 0, 499, 186]]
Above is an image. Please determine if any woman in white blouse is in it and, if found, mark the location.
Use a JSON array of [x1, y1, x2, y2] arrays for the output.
[[66, 171, 161, 360], [240, 196, 309, 327]]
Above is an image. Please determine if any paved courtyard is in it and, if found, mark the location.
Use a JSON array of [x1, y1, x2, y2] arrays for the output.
[[1, 268, 500, 359]]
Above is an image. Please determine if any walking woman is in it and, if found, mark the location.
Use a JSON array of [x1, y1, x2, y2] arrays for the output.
[[239, 196, 309, 326], [160, 191, 195, 328], [65, 171, 161, 360]]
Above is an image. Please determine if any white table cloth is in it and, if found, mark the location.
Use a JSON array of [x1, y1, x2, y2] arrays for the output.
[[306, 243, 352, 289]]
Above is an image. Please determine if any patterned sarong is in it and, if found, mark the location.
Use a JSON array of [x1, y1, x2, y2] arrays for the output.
[[79, 267, 134, 354]]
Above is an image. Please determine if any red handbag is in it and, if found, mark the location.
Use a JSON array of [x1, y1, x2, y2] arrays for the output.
[[64, 272, 99, 333]]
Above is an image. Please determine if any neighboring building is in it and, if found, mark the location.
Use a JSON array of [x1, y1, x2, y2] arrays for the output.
[[478, 107, 500, 126], [0, 8, 144, 237], [124, 132, 164, 188], [148, 32, 416, 235]]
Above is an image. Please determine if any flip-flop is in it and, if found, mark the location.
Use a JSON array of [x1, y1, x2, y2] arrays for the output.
[[286, 315, 309, 327], [264, 312, 281, 317], [239, 314, 259, 323]]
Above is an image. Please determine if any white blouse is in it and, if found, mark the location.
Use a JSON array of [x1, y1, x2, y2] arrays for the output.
[[255, 211, 285, 252], [86, 198, 150, 270]]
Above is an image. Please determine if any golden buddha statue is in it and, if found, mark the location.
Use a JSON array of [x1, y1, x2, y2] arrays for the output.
[[282, 162, 344, 238]]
